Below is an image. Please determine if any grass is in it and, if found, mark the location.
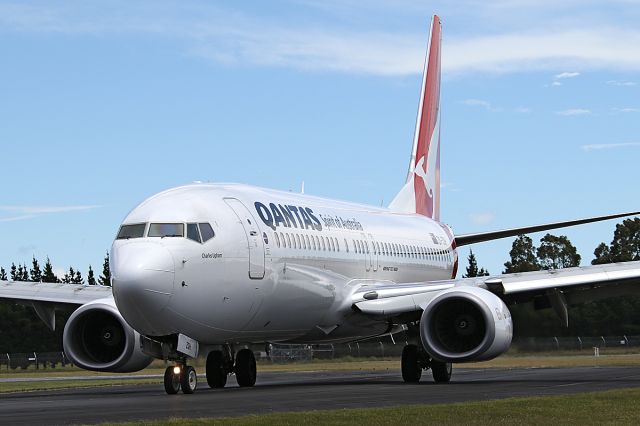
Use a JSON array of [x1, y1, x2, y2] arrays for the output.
[[98, 387, 640, 425]]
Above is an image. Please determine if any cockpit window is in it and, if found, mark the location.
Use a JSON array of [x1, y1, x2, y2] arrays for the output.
[[199, 223, 215, 242], [148, 223, 184, 238], [187, 223, 201, 243], [117, 223, 146, 239]]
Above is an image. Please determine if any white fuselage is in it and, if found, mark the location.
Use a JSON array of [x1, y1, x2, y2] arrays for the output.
[[111, 183, 457, 345]]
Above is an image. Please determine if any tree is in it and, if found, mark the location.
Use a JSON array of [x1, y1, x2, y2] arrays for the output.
[[17, 264, 29, 281], [593, 218, 640, 264], [537, 234, 581, 270], [41, 257, 58, 283], [87, 265, 96, 285], [463, 249, 489, 277], [74, 270, 84, 285], [10, 263, 17, 281], [98, 252, 111, 286], [0, 267, 6, 280], [503, 235, 540, 273], [62, 267, 76, 284], [30, 257, 42, 282]]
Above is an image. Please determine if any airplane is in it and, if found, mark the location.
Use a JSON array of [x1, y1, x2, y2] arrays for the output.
[[2, 15, 640, 395]]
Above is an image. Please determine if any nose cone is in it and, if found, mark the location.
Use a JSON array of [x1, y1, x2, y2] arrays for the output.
[[111, 242, 175, 335]]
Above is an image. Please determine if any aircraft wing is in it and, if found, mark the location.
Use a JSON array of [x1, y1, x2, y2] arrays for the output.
[[0, 280, 113, 330], [352, 261, 640, 324]]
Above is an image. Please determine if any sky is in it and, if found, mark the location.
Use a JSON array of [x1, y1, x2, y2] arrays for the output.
[[1, 0, 639, 279]]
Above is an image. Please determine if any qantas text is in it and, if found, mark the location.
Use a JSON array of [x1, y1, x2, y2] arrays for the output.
[[254, 202, 365, 233]]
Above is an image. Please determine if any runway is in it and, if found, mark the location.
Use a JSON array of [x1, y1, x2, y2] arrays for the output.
[[2, 366, 640, 425]]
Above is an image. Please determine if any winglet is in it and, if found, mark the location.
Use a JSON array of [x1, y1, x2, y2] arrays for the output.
[[389, 15, 442, 220]]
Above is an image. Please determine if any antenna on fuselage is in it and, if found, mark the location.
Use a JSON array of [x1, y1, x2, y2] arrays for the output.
[[301, 181, 305, 194]]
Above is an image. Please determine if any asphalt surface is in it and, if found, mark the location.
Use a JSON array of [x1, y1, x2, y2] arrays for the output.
[[2, 366, 640, 425]]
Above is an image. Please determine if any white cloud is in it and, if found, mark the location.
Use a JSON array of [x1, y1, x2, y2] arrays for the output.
[[2, 3, 640, 76], [606, 80, 637, 86], [514, 106, 532, 113], [0, 205, 99, 222], [581, 142, 640, 151], [611, 107, 640, 113], [556, 108, 592, 116], [461, 99, 501, 111], [555, 71, 580, 79], [551, 81, 562, 86], [469, 212, 496, 225]]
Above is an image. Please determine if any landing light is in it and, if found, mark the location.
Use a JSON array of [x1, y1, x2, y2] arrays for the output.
[[173, 366, 181, 375]]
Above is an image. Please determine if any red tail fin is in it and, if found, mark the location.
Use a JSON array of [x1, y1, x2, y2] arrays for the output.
[[389, 16, 442, 220]]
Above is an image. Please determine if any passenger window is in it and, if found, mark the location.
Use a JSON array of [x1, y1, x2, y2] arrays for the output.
[[274, 232, 280, 248], [199, 223, 215, 242], [315, 235, 320, 250], [280, 232, 286, 248], [305, 235, 311, 250], [295, 234, 301, 249], [321, 237, 326, 251], [330, 238, 335, 252], [302, 235, 307, 250], [335, 237, 339, 252], [148, 223, 184, 238], [344, 238, 349, 253], [187, 223, 202, 243], [286, 233, 291, 248], [117, 223, 146, 239]]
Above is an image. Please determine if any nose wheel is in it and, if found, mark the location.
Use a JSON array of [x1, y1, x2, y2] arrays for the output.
[[164, 364, 198, 394], [164, 366, 181, 394]]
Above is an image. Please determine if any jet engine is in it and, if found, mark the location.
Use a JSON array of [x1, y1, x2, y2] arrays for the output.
[[420, 286, 512, 362], [63, 298, 152, 372]]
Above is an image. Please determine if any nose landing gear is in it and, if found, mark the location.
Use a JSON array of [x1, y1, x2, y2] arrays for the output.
[[164, 363, 198, 394]]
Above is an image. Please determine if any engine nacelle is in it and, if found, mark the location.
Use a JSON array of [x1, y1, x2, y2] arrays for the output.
[[63, 298, 152, 372], [420, 286, 512, 362]]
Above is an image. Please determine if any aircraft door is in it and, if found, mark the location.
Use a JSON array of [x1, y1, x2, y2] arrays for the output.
[[361, 232, 372, 272], [224, 198, 265, 279], [368, 233, 379, 272]]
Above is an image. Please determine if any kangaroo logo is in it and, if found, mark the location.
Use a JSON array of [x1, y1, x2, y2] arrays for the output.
[[413, 156, 432, 199], [413, 118, 439, 203]]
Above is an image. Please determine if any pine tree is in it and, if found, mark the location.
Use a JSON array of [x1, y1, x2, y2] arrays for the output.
[[41, 257, 58, 283], [98, 252, 111, 286], [16, 263, 26, 281], [30, 257, 43, 282], [463, 250, 490, 278], [537, 234, 581, 270], [62, 267, 76, 284], [503, 235, 540, 273], [0, 267, 6, 280], [87, 265, 96, 285], [21, 264, 29, 281], [74, 270, 84, 284], [10, 263, 17, 281]]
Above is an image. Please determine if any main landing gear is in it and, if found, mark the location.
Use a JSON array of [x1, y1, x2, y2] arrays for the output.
[[401, 344, 452, 384], [205, 346, 257, 389], [163, 345, 258, 395]]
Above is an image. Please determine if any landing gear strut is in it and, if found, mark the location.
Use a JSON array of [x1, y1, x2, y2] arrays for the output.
[[401, 344, 452, 384]]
